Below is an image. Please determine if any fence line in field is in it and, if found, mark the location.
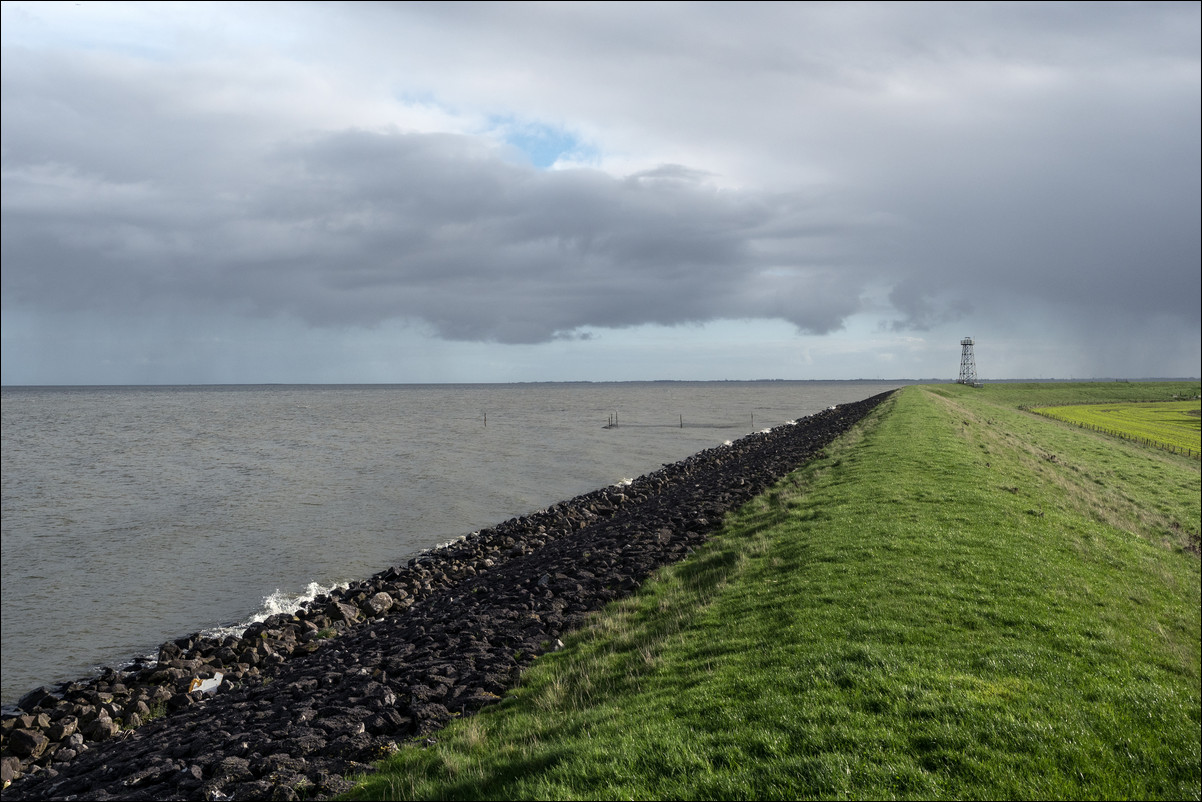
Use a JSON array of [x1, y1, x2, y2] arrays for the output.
[[1023, 407, 1200, 459]]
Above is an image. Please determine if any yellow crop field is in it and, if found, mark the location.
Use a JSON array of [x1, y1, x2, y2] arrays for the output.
[[1032, 400, 1201, 458]]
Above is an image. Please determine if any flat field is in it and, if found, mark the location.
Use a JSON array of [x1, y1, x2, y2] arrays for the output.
[[1031, 400, 1200, 458], [345, 382, 1201, 801]]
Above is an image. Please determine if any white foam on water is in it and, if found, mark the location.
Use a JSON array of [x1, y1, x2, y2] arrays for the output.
[[613, 478, 634, 487], [203, 580, 348, 640]]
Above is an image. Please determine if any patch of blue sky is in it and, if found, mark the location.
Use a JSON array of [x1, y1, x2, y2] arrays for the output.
[[489, 116, 598, 169]]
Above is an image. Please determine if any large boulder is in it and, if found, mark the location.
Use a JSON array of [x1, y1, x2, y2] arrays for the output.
[[46, 716, 77, 742], [361, 592, 394, 617], [1, 755, 24, 785], [6, 730, 49, 759], [84, 714, 118, 742], [325, 600, 362, 625], [15, 688, 57, 714]]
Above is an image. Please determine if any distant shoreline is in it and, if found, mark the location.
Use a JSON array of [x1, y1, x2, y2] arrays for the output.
[[3, 377, 1198, 391]]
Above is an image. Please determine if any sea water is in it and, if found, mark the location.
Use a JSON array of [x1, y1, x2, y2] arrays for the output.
[[1, 381, 904, 705]]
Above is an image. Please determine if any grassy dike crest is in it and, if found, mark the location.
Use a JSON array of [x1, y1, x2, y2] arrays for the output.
[[346, 384, 1201, 800]]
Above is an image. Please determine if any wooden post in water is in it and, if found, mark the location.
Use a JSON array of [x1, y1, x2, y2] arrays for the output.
[[680, 414, 683, 428]]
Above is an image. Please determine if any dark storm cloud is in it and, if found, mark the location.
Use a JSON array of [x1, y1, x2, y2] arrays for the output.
[[2, 118, 866, 343]]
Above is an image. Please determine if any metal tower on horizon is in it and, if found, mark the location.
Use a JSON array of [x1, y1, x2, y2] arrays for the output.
[[958, 337, 979, 386]]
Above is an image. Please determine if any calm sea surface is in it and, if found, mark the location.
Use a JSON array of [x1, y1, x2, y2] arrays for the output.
[[1, 381, 903, 705]]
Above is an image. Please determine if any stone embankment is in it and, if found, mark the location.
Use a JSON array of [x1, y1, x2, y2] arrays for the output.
[[1, 392, 892, 801]]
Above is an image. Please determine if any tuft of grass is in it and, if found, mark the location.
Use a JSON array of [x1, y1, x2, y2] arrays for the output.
[[142, 700, 167, 724], [344, 384, 1200, 801]]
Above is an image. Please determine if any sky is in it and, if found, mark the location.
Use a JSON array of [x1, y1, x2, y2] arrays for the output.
[[1, 1, 1198, 384]]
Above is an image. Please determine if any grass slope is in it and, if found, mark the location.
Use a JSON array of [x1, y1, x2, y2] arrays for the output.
[[346, 384, 1201, 801]]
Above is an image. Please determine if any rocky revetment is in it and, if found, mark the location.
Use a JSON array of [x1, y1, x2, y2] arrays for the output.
[[1, 391, 891, 801]]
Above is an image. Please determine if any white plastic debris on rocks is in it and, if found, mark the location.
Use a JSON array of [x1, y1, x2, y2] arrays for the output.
[[188, 671, 224, 695]]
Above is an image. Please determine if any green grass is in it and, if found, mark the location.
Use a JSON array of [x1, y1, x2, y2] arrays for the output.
[[979, 381, 1200, 408], [1030, 400, 1200, 458], [344, 384, 1201, 801]]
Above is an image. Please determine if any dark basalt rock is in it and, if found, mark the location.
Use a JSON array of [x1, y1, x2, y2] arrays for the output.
[[1, 392, 891, 800]]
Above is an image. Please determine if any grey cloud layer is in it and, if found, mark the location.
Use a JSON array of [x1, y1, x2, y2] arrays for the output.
[[3, 121, 865, 342], [2, 1, 1198, 356]]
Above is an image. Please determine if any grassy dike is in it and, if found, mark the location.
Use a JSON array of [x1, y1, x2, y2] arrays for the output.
[[345, 384, 1201, 800]]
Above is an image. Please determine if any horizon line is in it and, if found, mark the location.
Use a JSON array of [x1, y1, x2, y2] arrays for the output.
[[3, 377, 1199, 390]]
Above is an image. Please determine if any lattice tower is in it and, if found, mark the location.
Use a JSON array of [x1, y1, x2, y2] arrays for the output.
[[958, 337, 978, 385]]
